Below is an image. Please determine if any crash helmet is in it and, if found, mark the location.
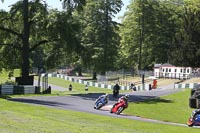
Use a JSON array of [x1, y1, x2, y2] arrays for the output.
[[124, 94, 129, 100]]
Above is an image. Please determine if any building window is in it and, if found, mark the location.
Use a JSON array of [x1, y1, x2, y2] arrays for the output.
[[169, 69, 171, 72], [175, 69, 177, 73], [187, 69, 190, 73], [180, 69, 182, 73], [166, 68, 168, 72], [184, 69, 186, 73], [163, 69, 165, 72]]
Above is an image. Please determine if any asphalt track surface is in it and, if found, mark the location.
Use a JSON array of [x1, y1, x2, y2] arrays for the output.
[[8, 83, 191, 127]]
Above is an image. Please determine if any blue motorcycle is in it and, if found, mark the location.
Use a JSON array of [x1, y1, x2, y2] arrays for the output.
[[187, 114, 200, 127], [94, 96, 108, 109]]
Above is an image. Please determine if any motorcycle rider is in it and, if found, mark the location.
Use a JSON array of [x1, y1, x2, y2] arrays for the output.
[[112, 94, 129, 108], [120, 94, 129, 105], [113, 83, 120, 98], [130, 83, 136, 91], [190, 109, 200, 122], [94, 94, 109, 109]]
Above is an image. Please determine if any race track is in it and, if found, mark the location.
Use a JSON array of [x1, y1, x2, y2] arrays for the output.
[[8, 85, 190, 127]]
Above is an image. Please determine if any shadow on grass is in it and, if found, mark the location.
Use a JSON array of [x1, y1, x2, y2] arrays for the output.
[[0, 95, 12, 99], [134, 97, 173, 104], [7, 98, 69, 107], [81, 78, 96, 82]]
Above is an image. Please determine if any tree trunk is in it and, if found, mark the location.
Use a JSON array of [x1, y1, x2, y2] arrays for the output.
[[92, 72, 97, 80], [22, 0, 30, 78], [103, 0, 109, 72], [16, 0, 32, 85], [77, 67, 82, 76]]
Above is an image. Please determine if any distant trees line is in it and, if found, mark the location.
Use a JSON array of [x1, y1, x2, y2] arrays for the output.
[[0, 0, 199, 84]]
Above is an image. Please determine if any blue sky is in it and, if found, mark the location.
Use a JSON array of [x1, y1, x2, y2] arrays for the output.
[[0, 0, 130, 22]]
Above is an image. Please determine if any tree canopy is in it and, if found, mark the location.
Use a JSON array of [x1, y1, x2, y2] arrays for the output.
[[0, 0, 200, 82], [119, 0, 200, 71]]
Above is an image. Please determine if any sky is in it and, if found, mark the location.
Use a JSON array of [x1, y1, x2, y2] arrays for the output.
[[0, 0, 130, 22]]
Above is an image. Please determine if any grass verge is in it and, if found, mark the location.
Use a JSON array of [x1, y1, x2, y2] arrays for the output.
[[48, 77, 130, 95], [0, 98, 199, 133], [0, 76, 198, 132], [48, 77, 194, 124], [125, 89, 193, 124]]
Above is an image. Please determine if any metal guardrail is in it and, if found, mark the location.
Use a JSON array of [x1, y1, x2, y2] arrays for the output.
[[0, 85, 40, 95], [46, 73, 156, 91]]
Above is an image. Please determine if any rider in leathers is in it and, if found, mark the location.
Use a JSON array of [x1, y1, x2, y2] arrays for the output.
[[94, 94, 109, 108], [190, 109, 200, 122], [112, 94, 129, 109]]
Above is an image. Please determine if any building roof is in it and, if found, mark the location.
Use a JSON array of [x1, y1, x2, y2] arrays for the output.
[[154, 63, 174, 68], [162, 63, 174, 67], [154, 64, 162, 68]]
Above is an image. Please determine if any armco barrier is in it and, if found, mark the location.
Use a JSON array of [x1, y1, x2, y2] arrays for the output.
[[13, 86, 24, 94], [0, 85, 37, 95], [174, 83, 199, 89], [45, 73, 155, 91], [49, 74, 200, 91], [24, 86, 35, 94], [1, 85, 13, 95]]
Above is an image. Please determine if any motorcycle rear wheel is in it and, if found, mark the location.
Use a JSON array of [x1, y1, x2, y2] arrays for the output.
[[116, 107, 124, 115], [96, 103, 103, 109]]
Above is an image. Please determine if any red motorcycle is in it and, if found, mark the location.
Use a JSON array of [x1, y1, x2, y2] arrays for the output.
[[110, 97, 128, 115]]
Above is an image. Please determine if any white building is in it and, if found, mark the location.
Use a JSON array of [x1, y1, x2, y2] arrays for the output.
[[154, 63, 192, 79]]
